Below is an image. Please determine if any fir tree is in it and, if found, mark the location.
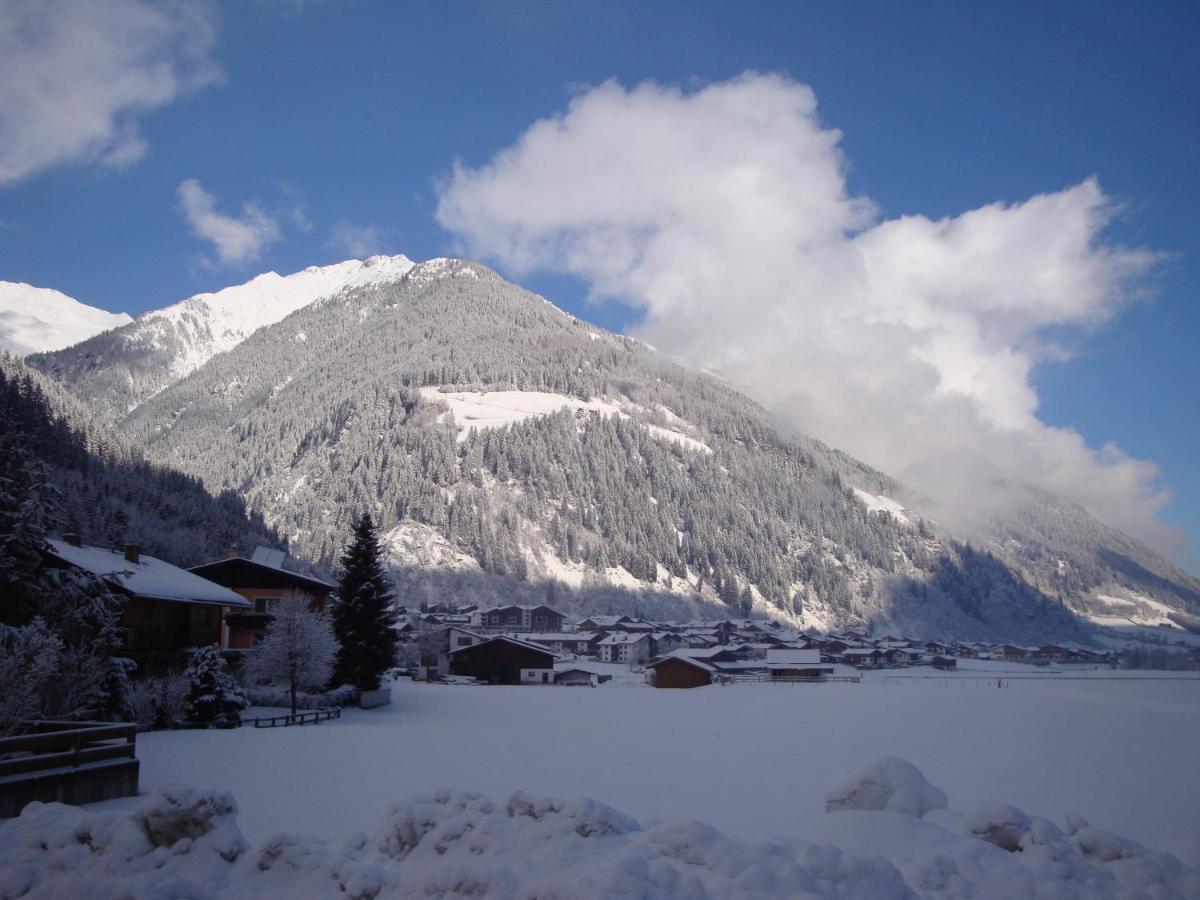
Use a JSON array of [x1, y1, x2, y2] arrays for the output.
[[183, 645, 247, 725], [331, 513, 398, 691]]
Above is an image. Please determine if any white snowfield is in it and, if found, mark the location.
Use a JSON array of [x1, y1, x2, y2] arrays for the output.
[[139, 254, 415, 381], [1085, 594, 1184, 630], [852, 487, 911, 525], [420, 387, 712, 453], [0, 281, 131, 356], [4, 752, 1196, 898]]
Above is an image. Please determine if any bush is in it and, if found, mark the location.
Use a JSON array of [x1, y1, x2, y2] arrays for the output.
[[124, 673, 189, 729], [244, 683, 357, 710]]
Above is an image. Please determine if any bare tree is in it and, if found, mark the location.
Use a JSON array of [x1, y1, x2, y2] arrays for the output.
[[246, 593, 338, 714]]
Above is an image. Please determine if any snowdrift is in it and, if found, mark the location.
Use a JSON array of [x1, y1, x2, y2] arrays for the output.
[[1, 757, 1196, 899]]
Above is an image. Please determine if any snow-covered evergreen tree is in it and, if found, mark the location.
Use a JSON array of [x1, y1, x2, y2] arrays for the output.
[[183, 646, 247, 726], [331, 514, 398, 691], [246, 593, 338, 713]]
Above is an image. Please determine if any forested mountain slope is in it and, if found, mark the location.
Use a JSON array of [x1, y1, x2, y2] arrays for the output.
[[0, 354, 276, 567]]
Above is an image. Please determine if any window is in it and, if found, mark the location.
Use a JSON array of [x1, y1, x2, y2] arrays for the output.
[[255, 598, 268, 613], [200, 606, 212, 626]]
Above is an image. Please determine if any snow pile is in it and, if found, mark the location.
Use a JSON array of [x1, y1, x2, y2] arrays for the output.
[[0, 281, 131, 356], [3, 759, 1197, 898], [825, 756, 948, 818]]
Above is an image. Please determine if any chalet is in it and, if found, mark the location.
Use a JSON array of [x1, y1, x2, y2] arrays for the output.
[[765, 649, 834, 679], [449, 635, 557, 685], [189, 547, 335, 650], [992, 644, 1029, 662], [577, 615, 632, 632], [931, 655, 958, 670], [650, 632, 686, 656], [419, 626, 484, 680], [842, 648, 886, 668], [505, 632, 601, 657], [597, 632, 654, 664], [477, 604, 565, 633], [45, 538, 249, 652]]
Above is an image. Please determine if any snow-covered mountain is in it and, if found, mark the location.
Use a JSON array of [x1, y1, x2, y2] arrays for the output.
[[28, 255, 1200, 640], [26, 254, 414, 414], [0, 281, 131, 356]]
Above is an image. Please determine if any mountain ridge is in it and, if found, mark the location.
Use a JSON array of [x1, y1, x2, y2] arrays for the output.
[[0, 281, 132, 356]]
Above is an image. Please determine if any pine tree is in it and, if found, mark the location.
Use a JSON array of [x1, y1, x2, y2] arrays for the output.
[[331, 513, 398, 691], [183, 645, 247, 725]]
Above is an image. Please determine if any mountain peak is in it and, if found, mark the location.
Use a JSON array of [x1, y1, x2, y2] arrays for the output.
[[0, 280, 132, 356]]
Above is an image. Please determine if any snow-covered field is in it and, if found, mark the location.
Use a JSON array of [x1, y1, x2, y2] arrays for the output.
[[6, 671, 1200, 897], [96, 670, 1199, 850]]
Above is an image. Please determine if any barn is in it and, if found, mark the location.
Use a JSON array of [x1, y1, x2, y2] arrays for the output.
[[765, 648, 834, 679], [646, 653, 717, 689], [448, 635, 556, 685]]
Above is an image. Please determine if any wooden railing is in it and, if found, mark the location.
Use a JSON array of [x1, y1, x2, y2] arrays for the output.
[[248, 707, 342, 728], [0, 721, 137, 780]]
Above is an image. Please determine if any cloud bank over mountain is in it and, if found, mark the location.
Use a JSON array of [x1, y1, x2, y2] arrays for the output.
[[436, 72, 1174, 552]]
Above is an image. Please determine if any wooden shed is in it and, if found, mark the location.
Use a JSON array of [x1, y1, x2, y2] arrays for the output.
[[647, 654, 716, 689]]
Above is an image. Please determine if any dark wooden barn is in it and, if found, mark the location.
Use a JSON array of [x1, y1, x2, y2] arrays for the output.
[[448, 636, 556, 685]]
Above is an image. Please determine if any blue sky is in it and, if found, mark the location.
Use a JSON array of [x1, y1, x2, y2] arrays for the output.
[[1, 0, 1197, 568]]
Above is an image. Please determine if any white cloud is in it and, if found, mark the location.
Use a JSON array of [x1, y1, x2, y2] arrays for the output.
[[328, 220, 384, 258], [0, 0, 220, 185], [437, 73, 1174, 549], [177, 179, 281, 267]]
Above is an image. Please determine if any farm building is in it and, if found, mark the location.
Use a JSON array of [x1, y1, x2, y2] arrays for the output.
[[553, 667, 612, 687], [646, 653, 717, 689], [449, 635, 557, 685], [765, 649, 834, 679]]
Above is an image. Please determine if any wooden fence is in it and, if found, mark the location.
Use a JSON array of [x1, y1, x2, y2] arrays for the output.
[[0, 721, 138, 817], [717, 673, 862, 685], [248, 707, 342, 728]]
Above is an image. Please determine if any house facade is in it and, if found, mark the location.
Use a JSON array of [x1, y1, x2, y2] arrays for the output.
[[45, 538, 250, 652], [189, 547, 335, 649], [449, 636, 557, 685], [477, 604, 565, 633]]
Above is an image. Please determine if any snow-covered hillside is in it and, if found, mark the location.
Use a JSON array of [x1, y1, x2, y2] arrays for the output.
[[138, 254, 415, 381], [26, 254, 414, 414], [0, 281, 131, 356]]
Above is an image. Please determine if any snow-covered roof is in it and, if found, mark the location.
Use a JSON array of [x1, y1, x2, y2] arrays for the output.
[[647, 651, 717, 673], [766, 649, 822, 666], [504, 632, 594, 643], [447, 635, 559, 658], [190, 547, 335, 589], [47, 540, 250, 608], [597, 632, 651, 645]]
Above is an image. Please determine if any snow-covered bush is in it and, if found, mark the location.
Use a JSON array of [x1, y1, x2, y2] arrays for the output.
[[825, 756, 949, 818], [243, 683, 357, 711], [184, 646, 248, 726], [2, 758, 1197, 898], [124, 672, 190, 729], [0, 618, 61, 736]]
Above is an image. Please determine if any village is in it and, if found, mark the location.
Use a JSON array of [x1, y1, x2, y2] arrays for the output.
[[34, 537, 1129, 695]]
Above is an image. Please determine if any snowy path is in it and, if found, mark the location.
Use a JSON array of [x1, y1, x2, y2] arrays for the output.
[[106, 674, 1200, 850]]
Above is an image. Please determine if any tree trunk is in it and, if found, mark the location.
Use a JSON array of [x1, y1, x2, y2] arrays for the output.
[[290, 680, 298, 715]]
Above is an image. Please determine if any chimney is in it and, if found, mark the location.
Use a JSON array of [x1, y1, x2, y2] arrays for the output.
[[63, 532, 82, 547], [124, 544, 140, 564], [226, 548, 240, 559]]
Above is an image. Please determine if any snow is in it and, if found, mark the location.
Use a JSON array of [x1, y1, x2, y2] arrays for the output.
[[419, 388, 713, 454], [79, 672, 1200, 860], [380, 521, 481, 573], [136, 254, 415, 384], [825, 757, 948, 817], [1085, 594, 1184, 630], [852, 487, 912, 525], [7, 750, 1197, 898], [46, 539, 250, 607], [0, 280, 131, 356]]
